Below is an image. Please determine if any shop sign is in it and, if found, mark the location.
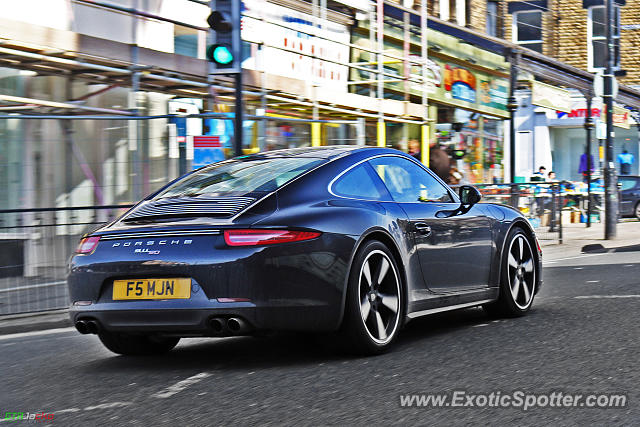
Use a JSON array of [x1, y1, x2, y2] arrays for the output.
[[555, 102, 631, 129], [531, 81, 572, 113], [242, 0, 350, 91], [419, 58, 508, 118]]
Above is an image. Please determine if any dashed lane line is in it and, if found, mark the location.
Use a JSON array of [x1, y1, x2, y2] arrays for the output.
[[152, 372, 212, 399], [575, 295, 640, 299]]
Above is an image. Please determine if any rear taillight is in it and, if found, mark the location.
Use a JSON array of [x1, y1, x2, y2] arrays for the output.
[[76, 236, 101, 254], [224, 229, 321, 246], [535, 235, 542, 254]]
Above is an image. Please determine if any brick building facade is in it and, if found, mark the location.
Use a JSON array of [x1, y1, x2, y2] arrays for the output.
[[426, 0, 640, 88]]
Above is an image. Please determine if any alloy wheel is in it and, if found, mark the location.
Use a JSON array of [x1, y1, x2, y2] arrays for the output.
[[506, 235, 536, 310], [358, 249, 401, 344]]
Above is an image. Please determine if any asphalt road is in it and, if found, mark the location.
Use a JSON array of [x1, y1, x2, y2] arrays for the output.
[[2, 249, 640, 426]]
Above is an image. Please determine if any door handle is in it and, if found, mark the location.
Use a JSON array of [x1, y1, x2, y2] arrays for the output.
[[414, 222, 432, 235]]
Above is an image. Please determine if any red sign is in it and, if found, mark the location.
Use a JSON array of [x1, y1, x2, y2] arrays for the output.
[[193, 136, 221, 148]]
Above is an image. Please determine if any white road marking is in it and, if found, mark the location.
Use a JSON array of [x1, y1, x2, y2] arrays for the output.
[[574, 267, 583, 270], [152, 372, 211, 399], [0, 327, 75, 341], [575, 295, 640, 299], [586, 280, 600, 283], [544, 253, 601, 264], [472, 323, 489, 328], [56, 408, 81, 414], [84, 402, 131, 411]]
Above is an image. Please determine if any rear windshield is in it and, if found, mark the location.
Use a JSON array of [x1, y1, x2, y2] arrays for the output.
[[154, 157, 325, 199]]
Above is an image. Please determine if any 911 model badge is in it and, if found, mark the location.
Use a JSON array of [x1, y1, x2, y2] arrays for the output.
[[111, 239, 193, 254], [134, 248, 161, 255]]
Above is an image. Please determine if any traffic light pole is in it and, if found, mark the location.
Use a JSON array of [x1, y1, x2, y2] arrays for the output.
[[584, 93, 593, 228], [604, 0, 617, 239], [208, 0, 243, 157], [234, 72, 243, 157]]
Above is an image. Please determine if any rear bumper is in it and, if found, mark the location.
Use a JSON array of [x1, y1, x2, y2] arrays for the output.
[[69, 302, 338, 335], [69, 279, 342, 334]]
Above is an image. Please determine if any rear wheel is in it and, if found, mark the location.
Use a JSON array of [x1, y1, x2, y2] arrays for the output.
[[484, 228, 537, 318], [634, 202, 640, 221], [98, 332, 179, 356], [341, 240, 403, 355]]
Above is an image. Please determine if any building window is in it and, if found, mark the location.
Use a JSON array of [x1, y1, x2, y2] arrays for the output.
[[512, 10, 542, 53], [588, 5, 620, 71], [439, 0, 467, 26], [486, 1, 498, 36]]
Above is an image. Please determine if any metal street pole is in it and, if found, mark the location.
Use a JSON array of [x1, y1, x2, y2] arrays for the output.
[[584, 93, 593, 227], [604, 0, 617, 239], [507, 48, 520, 184], [507, 48, 520, 209], [234, 72, 243, 157]]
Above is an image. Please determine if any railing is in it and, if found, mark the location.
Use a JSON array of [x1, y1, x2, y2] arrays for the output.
[[0, 205, 132, 315], [471, 181, 604, 244]]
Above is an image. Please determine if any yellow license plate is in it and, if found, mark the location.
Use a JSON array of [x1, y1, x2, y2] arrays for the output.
[[113, 278, 191, 300]]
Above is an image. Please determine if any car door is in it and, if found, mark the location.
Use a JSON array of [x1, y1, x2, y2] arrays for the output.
[[368, 155, 493, 293], [619, 177, 639, 216]]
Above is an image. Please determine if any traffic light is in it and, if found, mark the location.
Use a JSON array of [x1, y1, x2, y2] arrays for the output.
[[207, 0, 241, 74], [453, 149, 466, 159]]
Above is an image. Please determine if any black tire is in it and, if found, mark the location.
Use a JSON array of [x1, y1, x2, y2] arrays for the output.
[[98, 332, 180, 356], [340, 240, 404, 355], [484, 227, 537, 318], [634, 201, 640, 221]]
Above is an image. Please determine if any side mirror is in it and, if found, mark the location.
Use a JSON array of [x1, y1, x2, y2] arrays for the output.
[[458, 185, 481, 206]]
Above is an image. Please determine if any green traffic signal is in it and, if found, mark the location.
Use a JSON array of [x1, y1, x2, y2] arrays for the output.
[[207, 44, 233, 65]]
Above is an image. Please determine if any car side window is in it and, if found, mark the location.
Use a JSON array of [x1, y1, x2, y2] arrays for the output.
[[368, 156, 453, 203], [332, 163, 389, 200], [619, 177, 637, 191]]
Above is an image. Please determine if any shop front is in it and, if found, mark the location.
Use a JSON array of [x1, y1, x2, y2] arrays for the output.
[[350, 16, 510, 183], [548, 99, 639, 181]]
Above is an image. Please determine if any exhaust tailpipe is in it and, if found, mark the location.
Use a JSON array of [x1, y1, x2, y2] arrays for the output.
[[227, 317, 247, 333], [75, 320, 89, 334], [86, 320, 99, 334], [210, 318, 225, 334]]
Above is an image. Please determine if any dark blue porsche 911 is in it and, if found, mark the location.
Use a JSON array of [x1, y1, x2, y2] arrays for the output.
[[68, 146, 541, 355]]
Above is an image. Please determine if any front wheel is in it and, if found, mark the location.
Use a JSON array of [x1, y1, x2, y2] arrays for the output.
[[340, 240, 403, 355], [484, 228, 537, 318], [98, 332, 180, 356], [634, 202, 640, 221]]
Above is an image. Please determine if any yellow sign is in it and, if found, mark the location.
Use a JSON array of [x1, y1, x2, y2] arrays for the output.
[[113, 278, 191, 300]]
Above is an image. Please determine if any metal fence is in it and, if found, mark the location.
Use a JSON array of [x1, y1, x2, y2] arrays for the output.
[[474, 181, 603, 244], [0, 205, 130, 315]]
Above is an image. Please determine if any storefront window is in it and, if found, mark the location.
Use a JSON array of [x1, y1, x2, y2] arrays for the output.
[[434, 106, 504, 184]]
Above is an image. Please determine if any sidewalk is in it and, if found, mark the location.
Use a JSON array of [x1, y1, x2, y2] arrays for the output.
[[540, 220, 640, 259], [0, 309, 71, 336], [1, 221, 639, 336]]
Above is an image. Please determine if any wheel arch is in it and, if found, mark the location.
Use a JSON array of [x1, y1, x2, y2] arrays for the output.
[[496, 219, 541, 293], [338, 227, 408, 328]]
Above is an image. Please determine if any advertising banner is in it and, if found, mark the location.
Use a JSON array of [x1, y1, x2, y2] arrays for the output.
[[242, 0, 350, 91], [415, 57, 509, 118], [531, 81, 572, 113]]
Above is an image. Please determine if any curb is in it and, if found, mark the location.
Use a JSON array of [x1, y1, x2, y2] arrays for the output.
[[0, 310, 71, 336]]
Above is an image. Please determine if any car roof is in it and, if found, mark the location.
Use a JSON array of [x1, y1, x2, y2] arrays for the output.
[[237, 145, 410, 161], [237, 146, 362, 160]]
